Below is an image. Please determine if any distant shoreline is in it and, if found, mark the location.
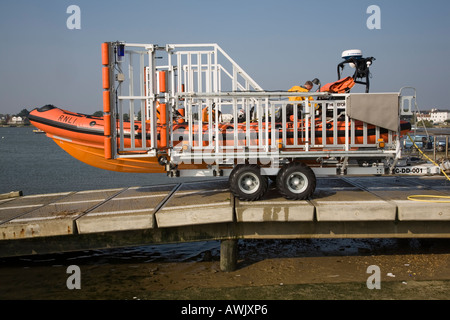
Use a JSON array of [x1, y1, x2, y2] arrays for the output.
[[0, 124, 31, 128]]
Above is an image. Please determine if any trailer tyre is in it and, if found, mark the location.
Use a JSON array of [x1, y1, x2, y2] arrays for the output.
[[276, 163, 316, 200], [229, 165, 268, 201]]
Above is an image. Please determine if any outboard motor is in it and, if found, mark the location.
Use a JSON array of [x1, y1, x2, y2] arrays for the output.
[[338, 49, 375, 93]]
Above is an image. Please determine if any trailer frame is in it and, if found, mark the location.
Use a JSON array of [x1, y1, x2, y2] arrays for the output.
[[101, 42, 437, 200]]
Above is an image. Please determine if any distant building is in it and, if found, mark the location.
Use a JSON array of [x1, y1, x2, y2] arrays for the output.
[[8, 116, 24, 125], [430, 109, 450, 123], [416, 112, 431, 122], [416, 109, 450, 124]]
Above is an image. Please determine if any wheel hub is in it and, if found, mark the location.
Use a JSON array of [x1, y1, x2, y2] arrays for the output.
[[287, 173, 308, 193], [239, 173, 260, 194]]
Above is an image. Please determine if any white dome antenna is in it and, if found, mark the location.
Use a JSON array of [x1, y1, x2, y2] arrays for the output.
[[342, 49, 363, 60]]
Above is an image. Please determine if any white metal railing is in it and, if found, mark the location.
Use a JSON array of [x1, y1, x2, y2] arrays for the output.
[[169, 93, 400, 165], [110, 43, 263, 158], [106, 42, 405, 167]]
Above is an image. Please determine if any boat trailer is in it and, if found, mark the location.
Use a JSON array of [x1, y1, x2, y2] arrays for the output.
[[101, 42, 440, 201]]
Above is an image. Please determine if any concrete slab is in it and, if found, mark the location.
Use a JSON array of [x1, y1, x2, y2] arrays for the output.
[[0, 198, 15, 207], [235, 187, 314, 222], [344, 176, 450, 221], [0, 189, 122, 239], [396, 200, 450, 221], [76, 184, 177, 233], [311, 187, 396, 221], [156, 180, 233, 228], [369, 188, 449, 221], [344, 176, 427, 190], [316, 177, 359, 190], [402, 176, 450, 191], [0, 192, 72, 225]]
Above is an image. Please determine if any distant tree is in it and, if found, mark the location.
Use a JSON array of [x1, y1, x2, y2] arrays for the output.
[[17, 109, 30, 117], [93, 111, 131, 122], [420, 120, 434, 128]]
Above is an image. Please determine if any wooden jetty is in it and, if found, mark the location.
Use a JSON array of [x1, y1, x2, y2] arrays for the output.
[[1, 176, 449, 271]]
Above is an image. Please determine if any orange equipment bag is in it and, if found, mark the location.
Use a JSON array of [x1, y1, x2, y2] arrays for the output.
[[319, 77, 355, 93]]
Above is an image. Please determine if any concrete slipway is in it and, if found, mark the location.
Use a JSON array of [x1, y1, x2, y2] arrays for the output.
[[0, 176, 449, 269]]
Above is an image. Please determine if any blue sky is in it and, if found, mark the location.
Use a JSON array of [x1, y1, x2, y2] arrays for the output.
[[1, 0, 450, 114]]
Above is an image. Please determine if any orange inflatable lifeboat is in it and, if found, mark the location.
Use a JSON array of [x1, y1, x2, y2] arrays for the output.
[[29, 105, 411, 173], [28, 105, 166, 173]]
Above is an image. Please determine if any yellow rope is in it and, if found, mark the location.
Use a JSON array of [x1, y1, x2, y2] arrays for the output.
[[407, 195, 450, 203], [406, 133, 450, 202]]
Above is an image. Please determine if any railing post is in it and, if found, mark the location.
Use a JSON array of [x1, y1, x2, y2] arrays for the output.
[[446, 136, 449, 158], [434, 135, 437, 162]]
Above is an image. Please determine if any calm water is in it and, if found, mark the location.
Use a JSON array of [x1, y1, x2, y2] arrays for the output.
[[0, 126, 209, 195]]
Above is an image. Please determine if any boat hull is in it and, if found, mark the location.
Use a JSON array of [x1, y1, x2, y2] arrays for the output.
[[50, 136, 165, 173]]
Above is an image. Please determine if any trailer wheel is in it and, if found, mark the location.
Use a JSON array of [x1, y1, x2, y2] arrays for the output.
[[229, 165, 268, 201], [276, 163, 316, 200]]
